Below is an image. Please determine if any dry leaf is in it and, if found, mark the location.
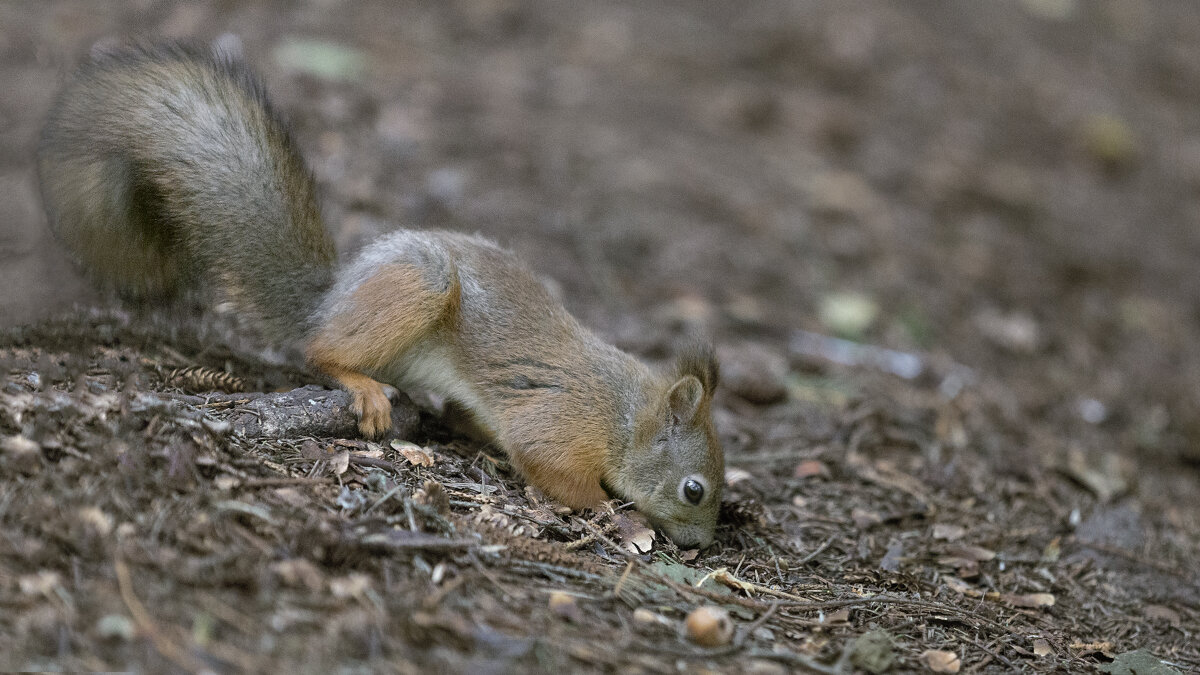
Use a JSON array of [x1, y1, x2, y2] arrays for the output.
[[353, 443, 384, 459], [1063, 446, 1128, 502], [1069, 641, 1116, 658], [852, 508, 883, 529], [330, 448, 350, 475], [614, 512, 656, 554], [18, 570, 62, 596], [937, 556, 980, 578], [329, 573, 371, 599], [1143, 604, 1181, 627], [76, 506, 114, 536], [1033, 638, 1053, 657], [725, 467, 753, 485], [271, 559, 324, 591], [632, 608, 672, 628], [413, 480, 450, 515], [932, 524, 965, 541], [679, 548, 699, 562], [820, 607, 851, 625], [1003, 592, 1055, 608], [943, 544, 996, 562], [794, 460, 831, 479], [703, 567, 757, 594], [391, 440, 435, 467], [942, 577, 976, 596], [548, 591, 583, 622], [300, 439, 323, 460], [880, 540, 904, 572], [919, 649, 961, 673]]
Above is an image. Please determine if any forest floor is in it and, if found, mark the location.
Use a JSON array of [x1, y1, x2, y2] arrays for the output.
[[1, 1, 1198, 673]]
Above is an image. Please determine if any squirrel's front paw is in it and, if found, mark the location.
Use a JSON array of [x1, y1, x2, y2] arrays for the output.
[[350, 382, 393, 439]]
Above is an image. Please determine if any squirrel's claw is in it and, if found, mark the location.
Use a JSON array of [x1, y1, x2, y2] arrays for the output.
[[350, 382, 393, 439]]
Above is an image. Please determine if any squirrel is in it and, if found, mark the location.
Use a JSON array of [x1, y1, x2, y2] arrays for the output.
[[36, 42, 724, 548]]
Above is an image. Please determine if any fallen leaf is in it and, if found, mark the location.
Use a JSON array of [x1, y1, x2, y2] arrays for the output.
[[942, 577, 975, 596], [632, 608, 672, 628], [794, 460, 831, 479], [850, 629, 896, 675], [330, 449, 350, 475], [937, 556, 980, 578], [413, 480, 450, 515], [1099, 649, 1182, 675], [919, 649, 961, 673], [703, 567, 757, 594], [819, 291, 879, 339], [1033, 638, 1053, 657], [329, 573, 371, 599], [548, 591, 583, 622], [725, 467, 754, 485], [932, 524, 965, 541], [1069, 641, 1116, 658], [1143, 605, 1181, 627], [648, 561, 728, 595], [880, 540, 904, 572], [271, 559, 324, 591], [820, 607, 851, 626], [300, 439, 323, 460], [1002, 592, 1055, 608], [272, 38, 367, 82], [852, 508, 883, 529], [18, 570, 62, 596], [679, 549, 699, 562], [1041, 537, 1062, 563], [1063, 447, 1128, 502], [353, 443, 384, 459], [614, 512, 656, 554], [391, 440, 435, 467], [943, 544, 996, 562]]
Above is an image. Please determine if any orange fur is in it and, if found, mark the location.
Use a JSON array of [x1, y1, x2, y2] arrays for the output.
[[305, 263, 460, 438]]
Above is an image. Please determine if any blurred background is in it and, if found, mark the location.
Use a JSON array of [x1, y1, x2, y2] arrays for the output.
[[2, 1, 1198, 493], [3, 2, 1200, 670]]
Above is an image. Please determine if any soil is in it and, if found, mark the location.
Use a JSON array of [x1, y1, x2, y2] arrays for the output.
[[2, 1, 1199, 673]]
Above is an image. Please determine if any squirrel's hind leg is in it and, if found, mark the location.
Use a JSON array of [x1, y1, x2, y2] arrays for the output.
[[305, 262, 460, 439]]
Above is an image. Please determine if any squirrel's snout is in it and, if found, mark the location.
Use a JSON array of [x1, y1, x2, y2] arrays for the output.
[[657, 521, 715, 549]]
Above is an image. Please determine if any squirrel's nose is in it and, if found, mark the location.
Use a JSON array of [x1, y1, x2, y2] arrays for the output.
[[664, 525, 714, 549]]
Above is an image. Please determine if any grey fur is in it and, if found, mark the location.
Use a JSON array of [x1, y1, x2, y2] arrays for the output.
[[38, 42, 335, 339]]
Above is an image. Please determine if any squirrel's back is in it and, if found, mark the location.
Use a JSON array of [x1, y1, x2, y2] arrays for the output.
[[37, 42, 335, 339]]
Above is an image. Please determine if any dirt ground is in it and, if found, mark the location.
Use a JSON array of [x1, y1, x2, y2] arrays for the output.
[[2, 1, 1199, 673]]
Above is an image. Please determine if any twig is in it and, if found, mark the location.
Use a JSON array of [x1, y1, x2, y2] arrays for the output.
[[733, 601, 779, 648], [115, 554, 210, 674], [797, 534, 837, 565], [612, 560, 635, 600]]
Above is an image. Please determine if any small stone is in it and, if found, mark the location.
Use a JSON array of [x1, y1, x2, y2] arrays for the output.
[[633, 608, 671, 628], [95, 614, 136, 641]]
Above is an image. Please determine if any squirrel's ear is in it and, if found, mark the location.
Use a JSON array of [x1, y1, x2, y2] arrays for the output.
[[674, 342, 719, 395], [667, 375, 704, 425]]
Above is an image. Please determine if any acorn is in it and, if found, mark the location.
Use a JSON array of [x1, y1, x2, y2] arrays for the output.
[[685, 605, 733, 647]]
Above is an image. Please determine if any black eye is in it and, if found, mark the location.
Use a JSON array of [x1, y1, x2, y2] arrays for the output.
[[682, 479, 704, 505]]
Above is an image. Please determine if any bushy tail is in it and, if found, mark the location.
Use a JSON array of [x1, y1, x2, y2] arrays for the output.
[[37, 42, 336, 341]]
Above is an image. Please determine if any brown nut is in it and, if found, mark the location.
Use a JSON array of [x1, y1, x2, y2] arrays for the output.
[[685, 605, 733, 647]]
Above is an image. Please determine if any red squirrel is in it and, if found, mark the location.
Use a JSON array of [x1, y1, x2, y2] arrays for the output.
[[37, 42, 724, 547]]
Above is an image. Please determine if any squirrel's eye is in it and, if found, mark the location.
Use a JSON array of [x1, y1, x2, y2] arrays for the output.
[[682, 478, 704, 505]]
